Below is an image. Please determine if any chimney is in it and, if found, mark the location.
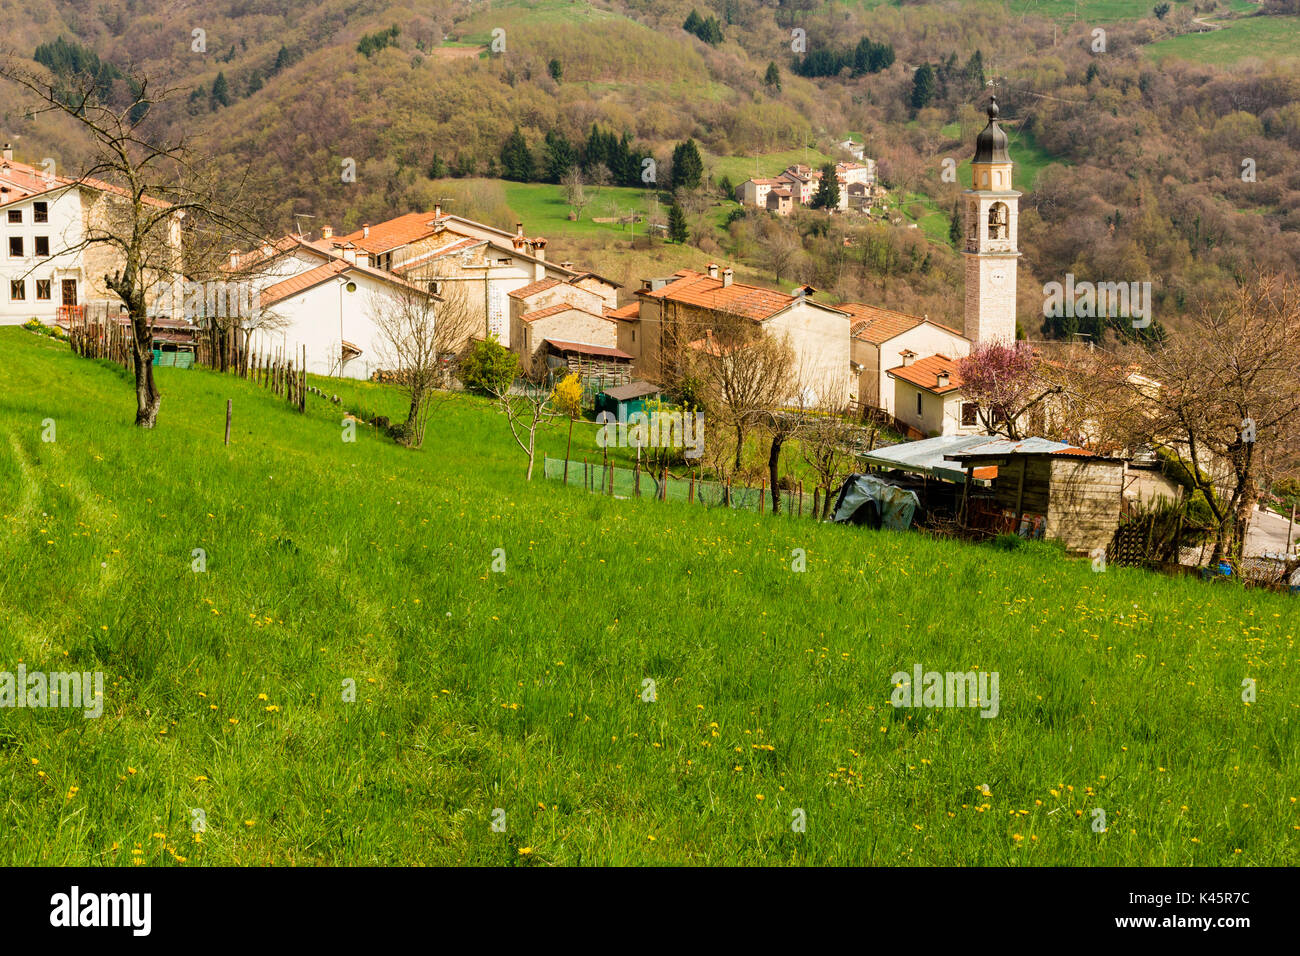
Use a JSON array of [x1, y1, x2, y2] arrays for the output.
[[516, 221, 524, 238], [534, 238, 546, 262], [937, 371, 950, 388], [260, 241, 273, 257], [322, 224, 333, 240], [722, 268, 734, 288], [2, 143, 11, 162], [356, 251, 370, 268], [434, 202, 442, 218], [342, 245, 357, 264], [707, 263, 719, 279], [901, 350, 916, 366], [362, 224, 370, 239], [229, 249, 240, 269]]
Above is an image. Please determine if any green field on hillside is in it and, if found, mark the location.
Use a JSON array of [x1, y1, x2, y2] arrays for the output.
[[1001, 0, 1256, 22], [1146, 15, 1300, 66], [1, 328, 1297, 865], [503, 182, 662, 239]]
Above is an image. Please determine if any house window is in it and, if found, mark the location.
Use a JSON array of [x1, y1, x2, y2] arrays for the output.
[[35, 236, 49, 258], [33, 202, 48, 223], [961, 402, 977, 426], [426, 280, 441, 295], [36, 279, 51, 300], [7, 210, 21, 224], [8, 237, 22, 257], [916, 392, 923, 416], [10, 280, 25, 301]]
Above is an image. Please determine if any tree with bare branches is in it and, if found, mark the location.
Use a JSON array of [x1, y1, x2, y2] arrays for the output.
[[1, 57, 269, 427], [491, 366, 560, 480], [1119, 275, 1300, 566], [689, 310, 797, 475], [368, 281, 465, 448]]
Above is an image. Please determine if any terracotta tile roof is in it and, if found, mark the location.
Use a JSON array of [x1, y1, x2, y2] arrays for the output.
[[843, 304, 964, 344], [261, 258, 431, 306], [226, 234, 334, 272], [334, 211, 440, 254], [604, 302, 640, 321], [520, 303, 611, 324], [887, 354, 965, 395], [391, 236, 486, 272], [0, 156, 171, 209], [640, 269, 798, 322], [543, 339, 632, 360], [508, 278, 561, 300]]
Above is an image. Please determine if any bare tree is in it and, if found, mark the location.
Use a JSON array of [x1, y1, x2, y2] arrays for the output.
[[368, 283, 450, 447], [802, 406, 861, 517], [1, 58, 269, 427], [491, 366, 560, 480], [689, 310, 797, 475], [562, 168, 590, 221], [1120, 275, 1300, 566]]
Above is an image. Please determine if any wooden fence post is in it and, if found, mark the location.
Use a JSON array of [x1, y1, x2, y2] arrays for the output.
[[634, 461, 640, 497], [224, 399, 232, 445]]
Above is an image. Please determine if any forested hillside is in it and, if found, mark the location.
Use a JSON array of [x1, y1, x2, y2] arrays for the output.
[[3, 0, 1299, 332]]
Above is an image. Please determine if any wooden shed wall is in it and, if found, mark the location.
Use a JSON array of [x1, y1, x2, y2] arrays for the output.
[[1045, 458, 1124, 552], [989, 457, 1052, 515]]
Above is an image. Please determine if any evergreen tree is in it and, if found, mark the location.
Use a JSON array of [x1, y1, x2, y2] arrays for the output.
[[246, 70, 263, 95], [809, 163, 840, 210], [764, 61, 781, 91], [428, 153, 448, 179], [683, 10, 703, 35], [272, 45, 291, 73], [500, 126, 535, 182], [949, 201, 962, 247], [964, 49, 986, 91], [544, 129, 575, 183], [671, 139, 704, 190], [548, 58, 563, 83], [910, 64, 936, 112], [210, 71, 230, 109], [668, 201, 689, 243]]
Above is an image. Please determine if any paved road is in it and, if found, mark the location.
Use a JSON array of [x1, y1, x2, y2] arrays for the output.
[[1245, 507, 1296, 559]]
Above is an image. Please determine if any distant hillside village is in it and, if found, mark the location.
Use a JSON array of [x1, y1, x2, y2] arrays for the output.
[[734, 151, 887, 217]]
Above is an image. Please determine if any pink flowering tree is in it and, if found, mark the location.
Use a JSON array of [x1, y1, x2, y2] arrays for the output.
[[954, 341, 1060, 440]]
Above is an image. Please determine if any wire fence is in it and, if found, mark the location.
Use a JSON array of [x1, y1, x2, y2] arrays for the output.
[[542, 457, 833, 520]]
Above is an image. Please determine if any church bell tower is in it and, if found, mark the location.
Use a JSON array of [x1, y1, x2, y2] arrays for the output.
[[963, 97, 1020, 344]]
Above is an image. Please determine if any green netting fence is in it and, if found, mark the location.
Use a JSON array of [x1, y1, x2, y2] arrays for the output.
[[542, 457, 830, 520]]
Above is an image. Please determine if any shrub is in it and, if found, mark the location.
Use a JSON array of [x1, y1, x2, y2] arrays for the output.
[[459, 336, 518, 396]]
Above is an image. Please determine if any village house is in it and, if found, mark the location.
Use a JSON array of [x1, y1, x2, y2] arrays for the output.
[[887, 353, 981, 438], [623, 264, 854, 407], [334, 205, 621, 351], [0, 144, 182, 326], [507, 276, 621, 371], [844, 304, 970, 417], [248, 256, 436, 380]]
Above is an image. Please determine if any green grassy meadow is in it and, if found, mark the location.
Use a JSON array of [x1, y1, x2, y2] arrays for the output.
[[1146, 15, 1300, 66], [2, 328, 1298, 865]]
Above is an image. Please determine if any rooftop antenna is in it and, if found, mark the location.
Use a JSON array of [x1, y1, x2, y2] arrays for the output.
[[293, 211, 316, 236]]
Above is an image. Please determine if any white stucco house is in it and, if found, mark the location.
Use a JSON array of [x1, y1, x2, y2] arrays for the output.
[[0, 144, 180, 326]]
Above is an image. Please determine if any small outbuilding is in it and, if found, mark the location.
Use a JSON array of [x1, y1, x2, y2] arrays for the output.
[[945, 438, 1125, 553], [594, 381, 661, 420]]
